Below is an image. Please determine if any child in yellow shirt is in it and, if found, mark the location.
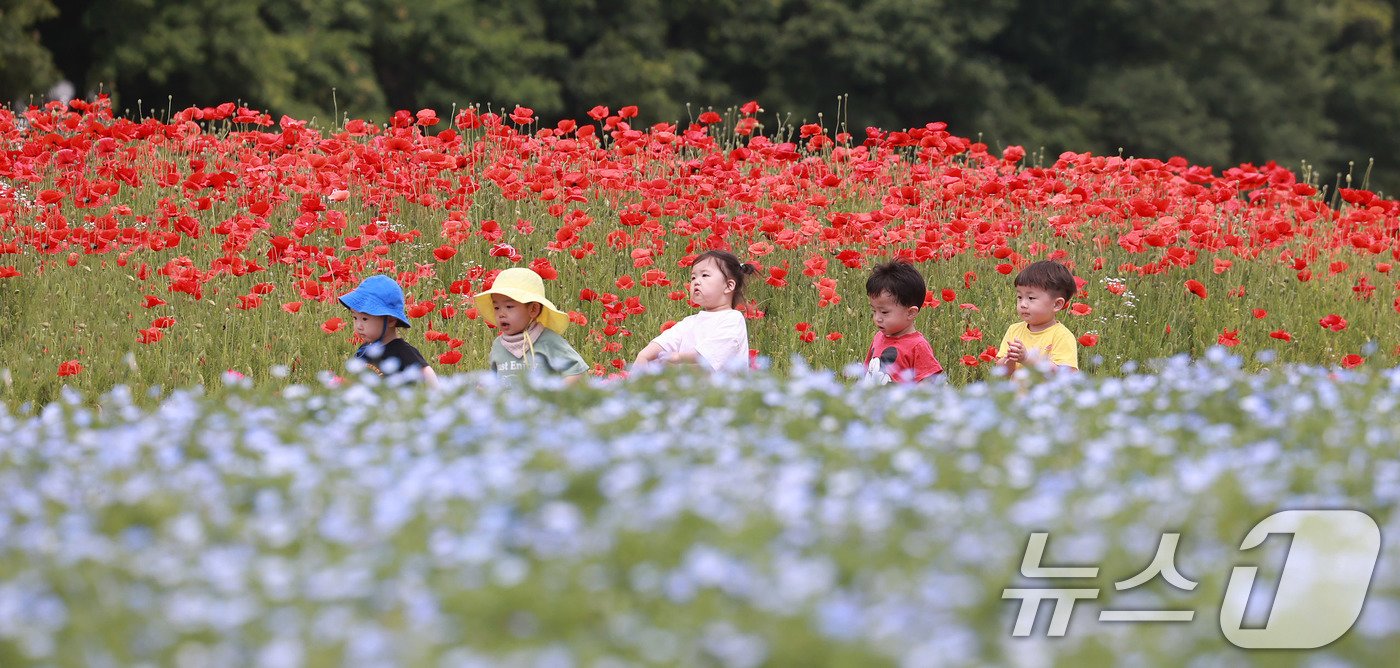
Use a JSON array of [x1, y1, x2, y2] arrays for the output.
[[997, 260, 1079, 374]]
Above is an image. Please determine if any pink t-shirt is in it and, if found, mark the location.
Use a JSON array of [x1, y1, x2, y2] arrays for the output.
[[865, 330, 943, 382]]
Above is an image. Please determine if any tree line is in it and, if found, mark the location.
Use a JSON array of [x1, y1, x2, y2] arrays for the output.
[[5, 0, 1400, 193]]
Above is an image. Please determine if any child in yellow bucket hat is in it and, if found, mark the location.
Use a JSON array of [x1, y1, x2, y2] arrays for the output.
[[474, 267, 590, 383]]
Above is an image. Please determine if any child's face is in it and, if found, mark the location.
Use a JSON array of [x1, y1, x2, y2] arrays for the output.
[[351, 310, 390, 342], [690, 258, 734, 311], [869, 291, 918, 337], [1015, 285, 1066, 327], [492, 294, 542, 335]]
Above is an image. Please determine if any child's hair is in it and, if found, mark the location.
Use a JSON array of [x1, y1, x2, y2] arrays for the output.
[[865, 260, 927, 308], [693, 250, 757, 308], [1014, 260, 1077, 301]]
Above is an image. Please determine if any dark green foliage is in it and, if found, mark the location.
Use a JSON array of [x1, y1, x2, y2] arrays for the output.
[[0, 0, 60, 103], [9, 0, 1400, 191]]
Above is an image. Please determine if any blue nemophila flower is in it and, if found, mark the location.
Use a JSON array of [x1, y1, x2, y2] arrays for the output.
[[1, 359, 1399, 665]]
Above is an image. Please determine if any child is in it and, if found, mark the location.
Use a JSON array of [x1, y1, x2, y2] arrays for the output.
[[864, 260, 943, 383], [634, 250, 754, 372], [996, 259, 1079, 374], [474, 267, 589, 383], [338, 274, 439, 387]]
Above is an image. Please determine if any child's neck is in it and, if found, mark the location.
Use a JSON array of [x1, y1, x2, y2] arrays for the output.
[[1026, 318, 1057, 334], [886, 324, 917, 337], [376, 329, 400, 344], [702, 303, 732, 313]]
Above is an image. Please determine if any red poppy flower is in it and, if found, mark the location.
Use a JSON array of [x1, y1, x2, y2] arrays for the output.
[[530, 257, 558, 280], [1078, 333, 1099, 347], [960, 327, 982, 342], [509, 106, 535, 125], [1070, 303, 1092, 316], [1269, 329, 1293, 342], [766, 267, 788, 288], [698, 111, 722, 124], [1340, 354, 1364, 369], [439, 350, 462, 365], [961, 355, 979, 366], [1218, 329, 1240, 347], [282, 301, 302, 314], [322, 317, 345, 333], [1318, 314, 1348, 332], [143, 295, 167, 309], [433, 246, 457, 262], [57, 360, 83, 377], [1184, 280, 1208, 299], [1252, 309, 1267, 319], [826, 332, 843, 342]]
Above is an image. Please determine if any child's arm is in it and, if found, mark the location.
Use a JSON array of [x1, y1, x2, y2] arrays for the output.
[[638, 343, 700, 365], [634, 341, 665, 366], [422, 366, 440, 389], [665, 350, 701, 365]]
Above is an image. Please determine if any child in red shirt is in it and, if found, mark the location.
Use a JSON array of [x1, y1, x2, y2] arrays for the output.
[[864, 261, 943, 383]]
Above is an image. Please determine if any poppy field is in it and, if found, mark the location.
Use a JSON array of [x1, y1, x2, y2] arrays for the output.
[[1, 97, 1398, 403]]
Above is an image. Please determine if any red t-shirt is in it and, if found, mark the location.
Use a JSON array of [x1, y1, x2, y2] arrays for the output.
[[865, 330, 943, 382]]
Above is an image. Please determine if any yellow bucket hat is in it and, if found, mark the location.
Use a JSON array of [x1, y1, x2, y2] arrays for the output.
[[474, 267, 571, 334]]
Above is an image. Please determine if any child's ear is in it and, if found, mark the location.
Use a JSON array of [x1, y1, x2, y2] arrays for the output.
[[724, 279, 736, 294], [906, 305, 919, 318], [1053, 297, 1067, 312]]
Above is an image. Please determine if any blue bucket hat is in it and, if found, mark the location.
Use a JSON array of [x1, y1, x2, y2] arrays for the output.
[[338, 275, 411, 328]]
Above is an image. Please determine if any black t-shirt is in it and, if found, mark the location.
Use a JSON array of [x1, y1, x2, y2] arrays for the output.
[[354, 339, 429, 380]]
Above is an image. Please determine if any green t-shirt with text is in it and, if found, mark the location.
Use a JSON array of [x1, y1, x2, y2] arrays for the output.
[[489, 329, 589, 382]]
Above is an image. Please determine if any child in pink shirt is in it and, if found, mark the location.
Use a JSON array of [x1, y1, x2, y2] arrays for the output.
[[864, 261, 943, 383]]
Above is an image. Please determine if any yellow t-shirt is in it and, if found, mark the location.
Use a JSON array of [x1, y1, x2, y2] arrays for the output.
[[996, 321, 1078, 369]]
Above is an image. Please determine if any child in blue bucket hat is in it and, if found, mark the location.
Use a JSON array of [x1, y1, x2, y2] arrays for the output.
[[339, 274, 439, 387]]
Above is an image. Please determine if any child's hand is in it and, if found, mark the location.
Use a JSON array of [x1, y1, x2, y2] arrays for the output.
[[1005, 339, 1027, 363]]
